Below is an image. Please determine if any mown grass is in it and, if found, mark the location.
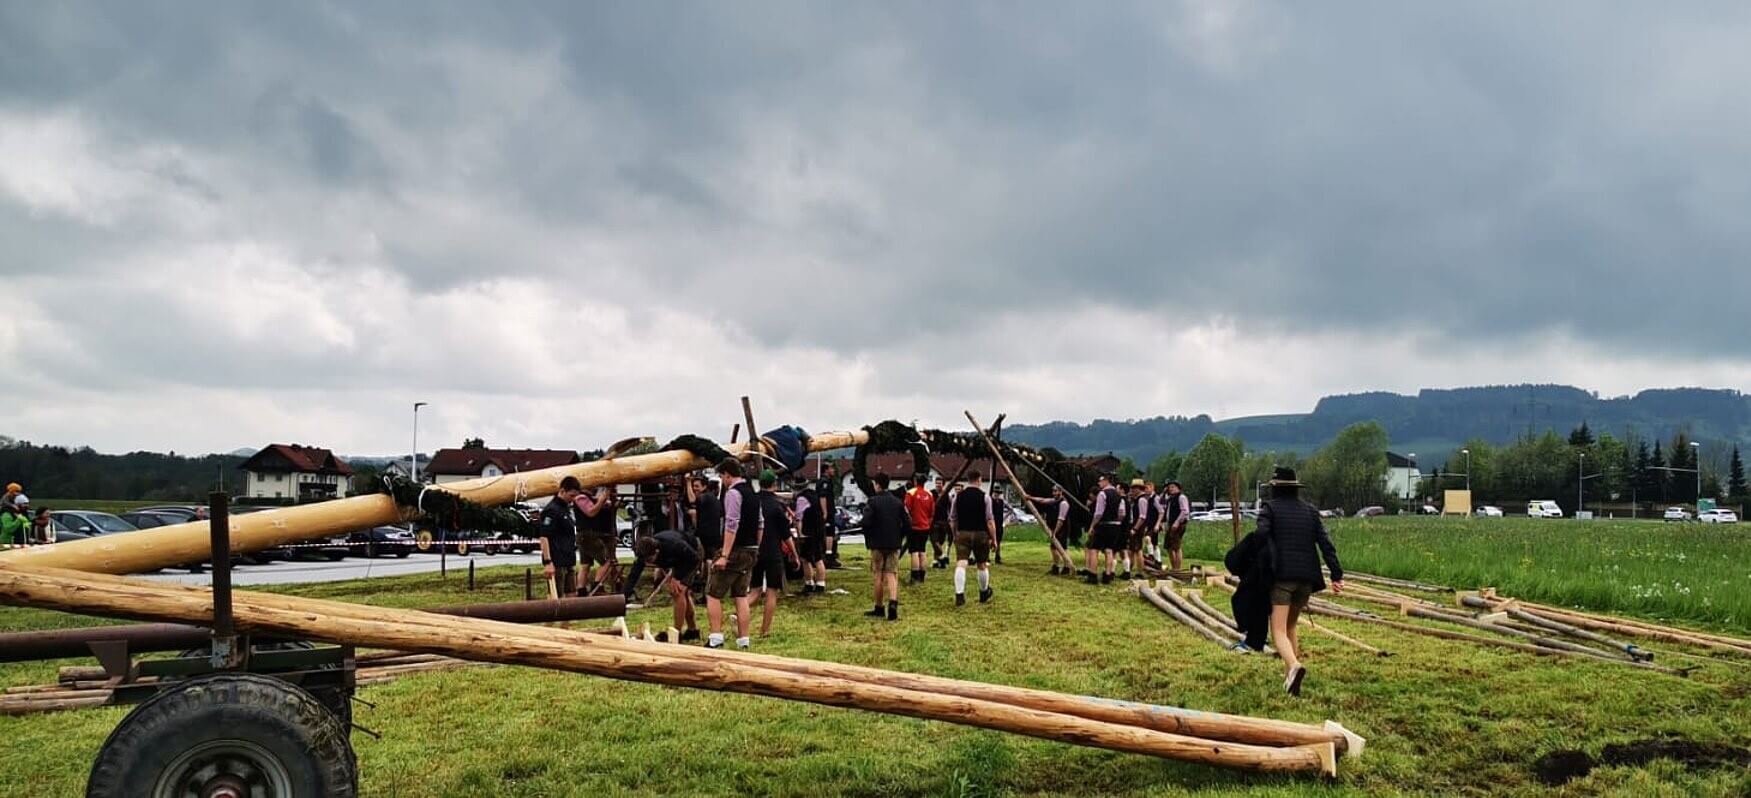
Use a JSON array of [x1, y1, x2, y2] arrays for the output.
[[1181, 517, 1751, 632], [1, 528, 1748, 797]]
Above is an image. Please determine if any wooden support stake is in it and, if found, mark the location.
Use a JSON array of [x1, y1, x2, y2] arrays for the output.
[[966, 410, 1072, 562]]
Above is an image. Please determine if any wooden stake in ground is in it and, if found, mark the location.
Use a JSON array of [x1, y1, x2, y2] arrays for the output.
[[0, 563, 1340, 775]]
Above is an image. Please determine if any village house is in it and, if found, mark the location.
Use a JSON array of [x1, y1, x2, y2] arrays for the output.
[[238, 444, 356, 502], [423, 448, 582, 485]]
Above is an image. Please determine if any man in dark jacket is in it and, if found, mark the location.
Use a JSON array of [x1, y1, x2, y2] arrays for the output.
[[1256, 467, 1344, 695], [634, 530, 701, 642], [538, 477, 584, 597], [861, 473, 907, 620]]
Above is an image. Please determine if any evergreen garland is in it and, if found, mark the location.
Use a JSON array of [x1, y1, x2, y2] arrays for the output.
[[374, 474, 532, 533]]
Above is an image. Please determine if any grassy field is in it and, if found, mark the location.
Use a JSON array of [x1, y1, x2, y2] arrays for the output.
[[2, 528, 1749, 797], [1181, 517, 1751, 632]]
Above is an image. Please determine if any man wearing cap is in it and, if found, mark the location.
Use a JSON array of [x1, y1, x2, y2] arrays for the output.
[[706, 459, 763, 650], [950, 471, 998, 606], [1086, 474, 1124, 584], [538, 477, 583, 597], [1257, 466, 1344, 695], [902, 474, 936, 584], [2, 483, 23, 513], [1160, 481, 1191, 571]]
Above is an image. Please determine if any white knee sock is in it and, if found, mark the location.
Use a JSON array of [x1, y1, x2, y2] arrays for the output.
[[953, 566, 967, 594], [977, 569, 990, 591]]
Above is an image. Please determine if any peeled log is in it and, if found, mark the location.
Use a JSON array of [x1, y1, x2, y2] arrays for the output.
[[0, 431, 868, 575], [0, 564, 1337, 775], [17, 564, 1357, 757]]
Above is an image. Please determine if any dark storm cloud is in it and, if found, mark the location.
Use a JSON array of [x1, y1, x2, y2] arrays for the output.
[[4, 1, 1751, 453]]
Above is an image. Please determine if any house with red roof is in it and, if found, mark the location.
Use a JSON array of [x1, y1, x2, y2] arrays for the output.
[[423, 447, 582, 485], [238, 444, 356, 502]]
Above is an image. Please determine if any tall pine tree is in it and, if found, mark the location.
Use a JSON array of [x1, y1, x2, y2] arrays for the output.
[[1730, 445, 1747, 501], [1650, 441, 1668, 501], [1568, 421, 1595, 447]]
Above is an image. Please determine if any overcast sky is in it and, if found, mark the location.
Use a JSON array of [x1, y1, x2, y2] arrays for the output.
[[4, 1, 1750, 456]]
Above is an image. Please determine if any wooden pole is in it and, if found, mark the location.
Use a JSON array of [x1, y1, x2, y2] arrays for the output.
[[1139, 582, 1239, 645], [1229, 471, 1242, 544], [0, 429, 869, 575], [3, 562, 1357, 758], [966, 411, 1072, 562], [0, 564, 1337, 775], [1302, 620, 1390, 657]]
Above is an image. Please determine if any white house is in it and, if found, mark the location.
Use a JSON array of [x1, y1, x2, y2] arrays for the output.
[[1384, 452, 1419, 500], [238, 445, 355, 502]]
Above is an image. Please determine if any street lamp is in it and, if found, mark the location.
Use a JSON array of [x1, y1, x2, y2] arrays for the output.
[[1408, 453, 1416, 501], [412, 402, 428, 538], [1461, 449, 1471, 492], [1691, 441, 1701, 506], [1578, 452, 1584, 517]]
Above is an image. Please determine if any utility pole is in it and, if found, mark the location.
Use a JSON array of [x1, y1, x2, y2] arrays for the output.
[[1462, 448, 1471, 492], [412, 401, 428, 540], [1577, 452, 1584, 518], [1691, 441, 1702, 508]]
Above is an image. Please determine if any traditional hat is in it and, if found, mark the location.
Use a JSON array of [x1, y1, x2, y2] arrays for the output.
[[1268, 466, 1301, 487], [1129, 478, 1146, 489]]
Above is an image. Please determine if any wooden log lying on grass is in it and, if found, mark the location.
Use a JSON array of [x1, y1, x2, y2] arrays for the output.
[[0, 564, 1342, 775], [19, 564, 1360, 757], [1337, 571, 1452, 594], [1456, 596, 1651, 661], [1139, 582, 1238, 646], [0, 430, 870, 575], [1183, 590, 1240, 632], [1464, 593, 1751, 657], [1161, 587, 1242, 640]]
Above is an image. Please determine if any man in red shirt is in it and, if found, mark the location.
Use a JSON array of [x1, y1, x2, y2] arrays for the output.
[[902, 474, 936, 585]]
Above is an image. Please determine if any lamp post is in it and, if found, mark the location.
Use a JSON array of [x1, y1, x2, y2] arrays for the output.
[[1462, 448, 1471, 492], [1691, 441, 1701, 507], [412, 402, 428, 537], [1577, 452, 1584, 517], [1407, 453, 1416, 502]]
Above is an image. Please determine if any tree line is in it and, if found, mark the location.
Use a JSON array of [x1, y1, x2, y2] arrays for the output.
[[1114, 422, 1399, 512]]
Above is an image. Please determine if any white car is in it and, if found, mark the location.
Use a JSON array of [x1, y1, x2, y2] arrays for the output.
[[1698, 509, 1737, 524], [1475, 506, 1503, 518], [1662, 507, 1693, 522], [1527, 500, 1563, 519]]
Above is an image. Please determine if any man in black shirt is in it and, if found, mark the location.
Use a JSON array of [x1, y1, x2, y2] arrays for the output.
[[794, 477, 828, 594], [861, 473, 906, 620], [634, 530, 701, 642], [950, 472, 997, 606], [820, 462, 844, 569], [755, 471, 795, 637], [538, 476, 584, 597], [990, 488, 1008, 565]]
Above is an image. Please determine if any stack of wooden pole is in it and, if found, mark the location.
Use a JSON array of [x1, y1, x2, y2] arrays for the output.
[[1460, 591, 1751, 660], [0, 563, 1358, 775]]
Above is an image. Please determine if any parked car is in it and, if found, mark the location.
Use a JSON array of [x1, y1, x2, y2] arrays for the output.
[[49, 510, 140, 537], [1353, 506, 1385, 518], [1475, 506, 1504, 518], [1699, 508, 1738, 524], [119, 511, 190, 530], [135, 505, 205, 522], [346, 526, 417, 558], [1663, 506, 1694, 522], [1419, 505, 1440, 515], [1527, 500, 1564, 519]]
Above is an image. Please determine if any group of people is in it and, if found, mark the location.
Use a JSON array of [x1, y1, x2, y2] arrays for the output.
[[535, 458, 850, 651], [1, 483, 52, 545]]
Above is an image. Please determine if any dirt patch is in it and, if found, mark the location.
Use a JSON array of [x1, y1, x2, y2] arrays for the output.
[[1534, 738, 1751, 786]]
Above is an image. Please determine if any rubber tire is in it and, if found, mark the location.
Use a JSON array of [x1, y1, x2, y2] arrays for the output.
[[86, 672, 356, 798], [395, 550, 410, 559]]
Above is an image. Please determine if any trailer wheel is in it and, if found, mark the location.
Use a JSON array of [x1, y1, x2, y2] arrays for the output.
[[87, 672, 356, 798]]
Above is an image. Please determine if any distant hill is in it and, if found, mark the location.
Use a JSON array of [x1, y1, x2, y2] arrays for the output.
[[1004, 386, 1751, 466]]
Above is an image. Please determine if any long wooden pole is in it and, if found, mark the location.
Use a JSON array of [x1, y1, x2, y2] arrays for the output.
[[6, 563, 1356, 757], [0, 564, 1336, 775], [965, 411, 1073, 562], [0, 430, 868, 575]]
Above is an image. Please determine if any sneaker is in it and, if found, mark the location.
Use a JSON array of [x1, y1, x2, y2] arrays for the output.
[[738, 641, 751, 651], [1227, 642, 1254, 654], [1048, 567, 1061, 576], [1285, 665, 1306, 696], [955, 593, 966, 607], [706, 641, 724, 649], [979, 588, 993, 604], [864, 607, 886, 618], [680, 628, 701, 642], [886, 603, 898, 621], [1083, 573, 1099, 585]]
